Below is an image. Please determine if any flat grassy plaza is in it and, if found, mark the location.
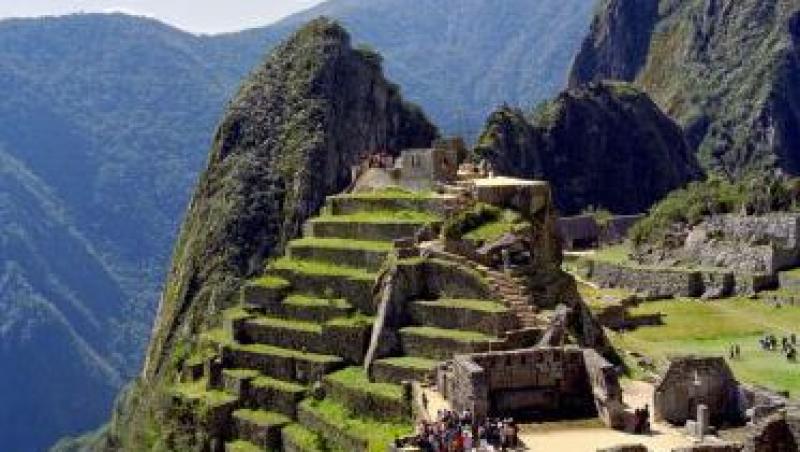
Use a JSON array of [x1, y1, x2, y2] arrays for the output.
[[609, 297, 800, 396]]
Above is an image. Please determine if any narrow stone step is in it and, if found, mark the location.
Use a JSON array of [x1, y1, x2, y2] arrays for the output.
[[222, 342, 344, 384], [232, 409, 291, 450], [372, 356, 439, 384], [409, 299, 518, 335], [267, 258, 377, 314], [399, 326, 505, 360], [286, 238, 392, 272], [281, 423, 330, 451], [239, 316, 324, 352], [280, 293, 354, 322]]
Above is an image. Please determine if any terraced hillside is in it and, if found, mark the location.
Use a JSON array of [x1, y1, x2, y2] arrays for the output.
[[169, 189, 530, 451]]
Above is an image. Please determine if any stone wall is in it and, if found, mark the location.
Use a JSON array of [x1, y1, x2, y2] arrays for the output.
[[654, 356, 742, 427], [682, 214, 800, 274], [581, 260, 775, 298], [441, 347, 623, 426]]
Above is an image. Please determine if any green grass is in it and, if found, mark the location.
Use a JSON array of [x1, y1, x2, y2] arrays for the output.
[[337, 186, 436, 199], [222, 368, 260, 380], [299, 398, 412, 452], [231, 342, 342, 364], [589, 244, 634, 264], [250, 275, 291, 289], [172, 380, 237, 408], [248, 316, 323, 334], [290, 237, 393, 252], [312, 210, 440, 223], [269, 258, 375, 280], [252, 375, 307, 394], [577, 283, 634, 311], [462, 219, 517, 241], [233, 409, 291, 427], [201, 328, 233, 346], [417, 298, 508, 313], [612, 298, 800, 395], [400, 326, 496, 342], [222, 306, 252, 321], [284, 293, 351, 310], [282, 423, 328, 451], [225, 440, 262, 452], [325, 313, 375, 329], [326, 367, 404, 401], [377, 356, 439, 370]]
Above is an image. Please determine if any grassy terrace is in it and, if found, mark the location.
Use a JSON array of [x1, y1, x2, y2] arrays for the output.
[[325, 313, 374, 328], [577, 283, 634, 311], [289, 237, 393, 252], [611, 298, 800, 395], [233, 408, 290, 427], [231, 342, 342, 364], [312, 210, 440, 223], [223, 306, 252, 321], [282, 423, 330, 451], [252, 375, 307, 393], [326, 367, 404, 401], [586, 244, 726, 273], [222, 368, 260, 380], [417, 298, 509, 313], [225, 440, 262, 452], [401, 326, 496, 342], [284, 293, 351, 309], [249, 316, 323, 334], [377, 356, 439, 370], [300, 398, 412, 452], [249, 275, 291, 289], [335, 186, 437, 199], [172, 380, 237, 407], [269, 257, 375, 280]]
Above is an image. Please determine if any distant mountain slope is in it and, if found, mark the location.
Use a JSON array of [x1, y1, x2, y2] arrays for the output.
[[215, 0, 597, 139], [0, 3, 597, 450], [569, 0, 800, 176], [476, 82, 702, 215], [0, 15, 232, 451]]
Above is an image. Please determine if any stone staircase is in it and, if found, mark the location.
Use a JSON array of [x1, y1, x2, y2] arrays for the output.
[[426, 248, 541, 329], [172, 190, 455, 451]]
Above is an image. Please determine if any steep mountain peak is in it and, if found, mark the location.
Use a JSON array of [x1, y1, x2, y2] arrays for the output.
[[476, 81, 702, 215], [100, 19, 435, 448]]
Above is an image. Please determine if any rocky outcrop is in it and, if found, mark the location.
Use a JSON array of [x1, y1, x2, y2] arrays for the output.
[[476, 82, 701, 215], [570, 0, 800, 176], [103, 19, 436, 449]]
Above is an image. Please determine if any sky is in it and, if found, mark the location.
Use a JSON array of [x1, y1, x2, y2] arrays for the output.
[[0, 0, 325, 34]]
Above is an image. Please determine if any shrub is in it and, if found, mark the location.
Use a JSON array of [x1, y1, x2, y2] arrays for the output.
[[443, 203, 502, 240]]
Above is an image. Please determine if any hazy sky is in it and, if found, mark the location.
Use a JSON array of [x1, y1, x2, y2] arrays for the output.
[[0, 0, 325, 34]]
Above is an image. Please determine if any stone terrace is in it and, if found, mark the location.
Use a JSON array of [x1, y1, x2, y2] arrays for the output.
[[169, 187, 537, 451]]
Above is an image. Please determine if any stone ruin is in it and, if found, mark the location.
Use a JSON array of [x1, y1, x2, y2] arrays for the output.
[[653, 356, 742, 428], [350, 138, 462, 192], [437, 346, 626, 429]]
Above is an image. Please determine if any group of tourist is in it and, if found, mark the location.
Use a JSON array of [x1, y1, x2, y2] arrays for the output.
[[760, 333, 798, 361], [749, 333, 798, 362], [394, 408, 520, 451]]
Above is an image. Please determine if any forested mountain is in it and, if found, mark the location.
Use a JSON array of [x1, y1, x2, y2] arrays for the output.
[[0, 2, 596, 450], [476, 82, 702, 215], [570, 0, 800, 176]]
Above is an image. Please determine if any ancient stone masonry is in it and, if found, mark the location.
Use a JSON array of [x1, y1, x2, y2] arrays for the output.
[[438, 347, 625, 428], [654, 357, 742, 427], [558, 214, 644, 250], [670, 214, 800, 275], [579, 260, 777, 299]]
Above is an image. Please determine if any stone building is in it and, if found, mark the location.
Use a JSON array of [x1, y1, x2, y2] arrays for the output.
[[350, 138, 461, 192], [654, 356, 742, 427], [437, 346, 625, 428]]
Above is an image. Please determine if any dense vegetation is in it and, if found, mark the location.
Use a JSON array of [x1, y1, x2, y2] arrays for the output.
[[629, 175, 800, 245], [570, 0, 800, 176]]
